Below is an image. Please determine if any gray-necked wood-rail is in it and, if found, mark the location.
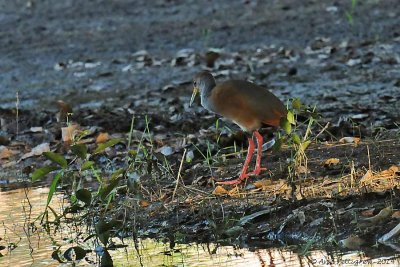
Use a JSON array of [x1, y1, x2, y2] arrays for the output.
[[190, 71, 287, 185]]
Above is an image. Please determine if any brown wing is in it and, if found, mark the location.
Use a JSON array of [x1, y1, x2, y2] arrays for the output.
[[216, 80, 287, 128], [209, 83, 262, 132]]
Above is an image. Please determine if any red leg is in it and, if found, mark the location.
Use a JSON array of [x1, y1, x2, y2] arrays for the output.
[[251, 131, 267, 175], [217, 136, 255, 185]]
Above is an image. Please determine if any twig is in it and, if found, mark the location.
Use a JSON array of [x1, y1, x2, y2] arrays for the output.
[[379, 222, 400, 242], [367, 145, 371, 171], [315, 122, 330, 140], [172, 149, 187, 201], [16, 91, 20, 137]]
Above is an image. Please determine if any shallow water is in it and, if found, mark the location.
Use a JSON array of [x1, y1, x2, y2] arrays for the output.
[[0, 187, 399, 267], [0, 187, 63, 266]]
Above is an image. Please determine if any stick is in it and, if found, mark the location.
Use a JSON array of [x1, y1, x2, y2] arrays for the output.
[[172, 149, 187, 202]]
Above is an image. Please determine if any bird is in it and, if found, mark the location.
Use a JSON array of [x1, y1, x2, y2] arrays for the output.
[[190, 71, 287, 185]]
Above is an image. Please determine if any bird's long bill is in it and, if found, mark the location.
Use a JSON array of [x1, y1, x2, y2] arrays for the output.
[[189, 87, 199, 107]]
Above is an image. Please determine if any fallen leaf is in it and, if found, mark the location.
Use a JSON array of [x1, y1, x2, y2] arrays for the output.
[[29, 127, 43, 133], [339, 137, 360, 145], [139, 200, 150, 208], [296, 165, 309, 174], [228, 187, 239, 197], [158, 146, 174, 156], [379, 165, 400, 177], [360, 170, 373, 185], [351, 114, 369, 120], [389, 165, 399, 174], [96, 132, 110, 144], [212, 186, 228, 195], [391, 211, 400, 219], [61, 124, 79, 143], [253, 179, 272, 189], [346, 58, 362, 66], [0, 146, 14, 159], [20, 143, 50, 160], [324, 158, 340, 166]]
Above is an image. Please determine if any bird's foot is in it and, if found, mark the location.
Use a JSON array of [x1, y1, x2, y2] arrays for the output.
[[216, 173, 250, 185], [249, 167, 267, 176]]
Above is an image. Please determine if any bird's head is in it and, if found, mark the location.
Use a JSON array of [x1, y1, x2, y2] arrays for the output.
[[190, 71, 216, 106]]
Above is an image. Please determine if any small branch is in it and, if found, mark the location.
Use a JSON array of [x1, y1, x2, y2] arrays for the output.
[[379, 222, 400, 243], [172, 149, 187, 202], [315, 122, 330, 140]]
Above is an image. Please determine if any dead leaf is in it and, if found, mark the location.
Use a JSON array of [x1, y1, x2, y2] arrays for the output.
[[339, 235, 365, 249], [184, 197, 193, 205], [360, 170, 373, 185], [96, 132, 110, 144], [339, 137, 361, 145], [29, 127, 43, 133], [296, 165, 309, 174], [212, 186, 228, 196], [61, 124, 79, 143], [391, 211, 400, 219], [20, 143, 50, 160], [389, 165, 399, 174], [139, 199, 150, 208], [0, 146, 14, 159], [379, 165, 400, 177], [346, 58, 362, 66], [253, 179, 272, 189], [158, 146, 174, 156], [324, 158, 340, 166], [351, 114, 369, 120], [228, 187, 239, 197]]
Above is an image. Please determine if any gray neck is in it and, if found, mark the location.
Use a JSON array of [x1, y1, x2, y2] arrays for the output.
[[199, 77, 216, 111]]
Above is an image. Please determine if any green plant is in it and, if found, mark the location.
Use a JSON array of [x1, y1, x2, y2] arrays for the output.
[[202, 28, 212, 48], [345, 0, 358, 26], [30, 116, 160, 265], [276, 98, 319, 182]]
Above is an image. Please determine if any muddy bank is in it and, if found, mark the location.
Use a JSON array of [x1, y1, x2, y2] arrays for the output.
[[1, 0, 400, 111], [1, 1, 400, 264]]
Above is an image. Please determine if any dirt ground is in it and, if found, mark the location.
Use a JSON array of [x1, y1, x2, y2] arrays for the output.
[[1, 0, 400, 260]]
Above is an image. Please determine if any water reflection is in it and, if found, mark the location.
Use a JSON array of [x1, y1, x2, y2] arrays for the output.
[[0, 187, 399, 266], [109, 239, 400, 267], [0, 187, 65, 267]]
